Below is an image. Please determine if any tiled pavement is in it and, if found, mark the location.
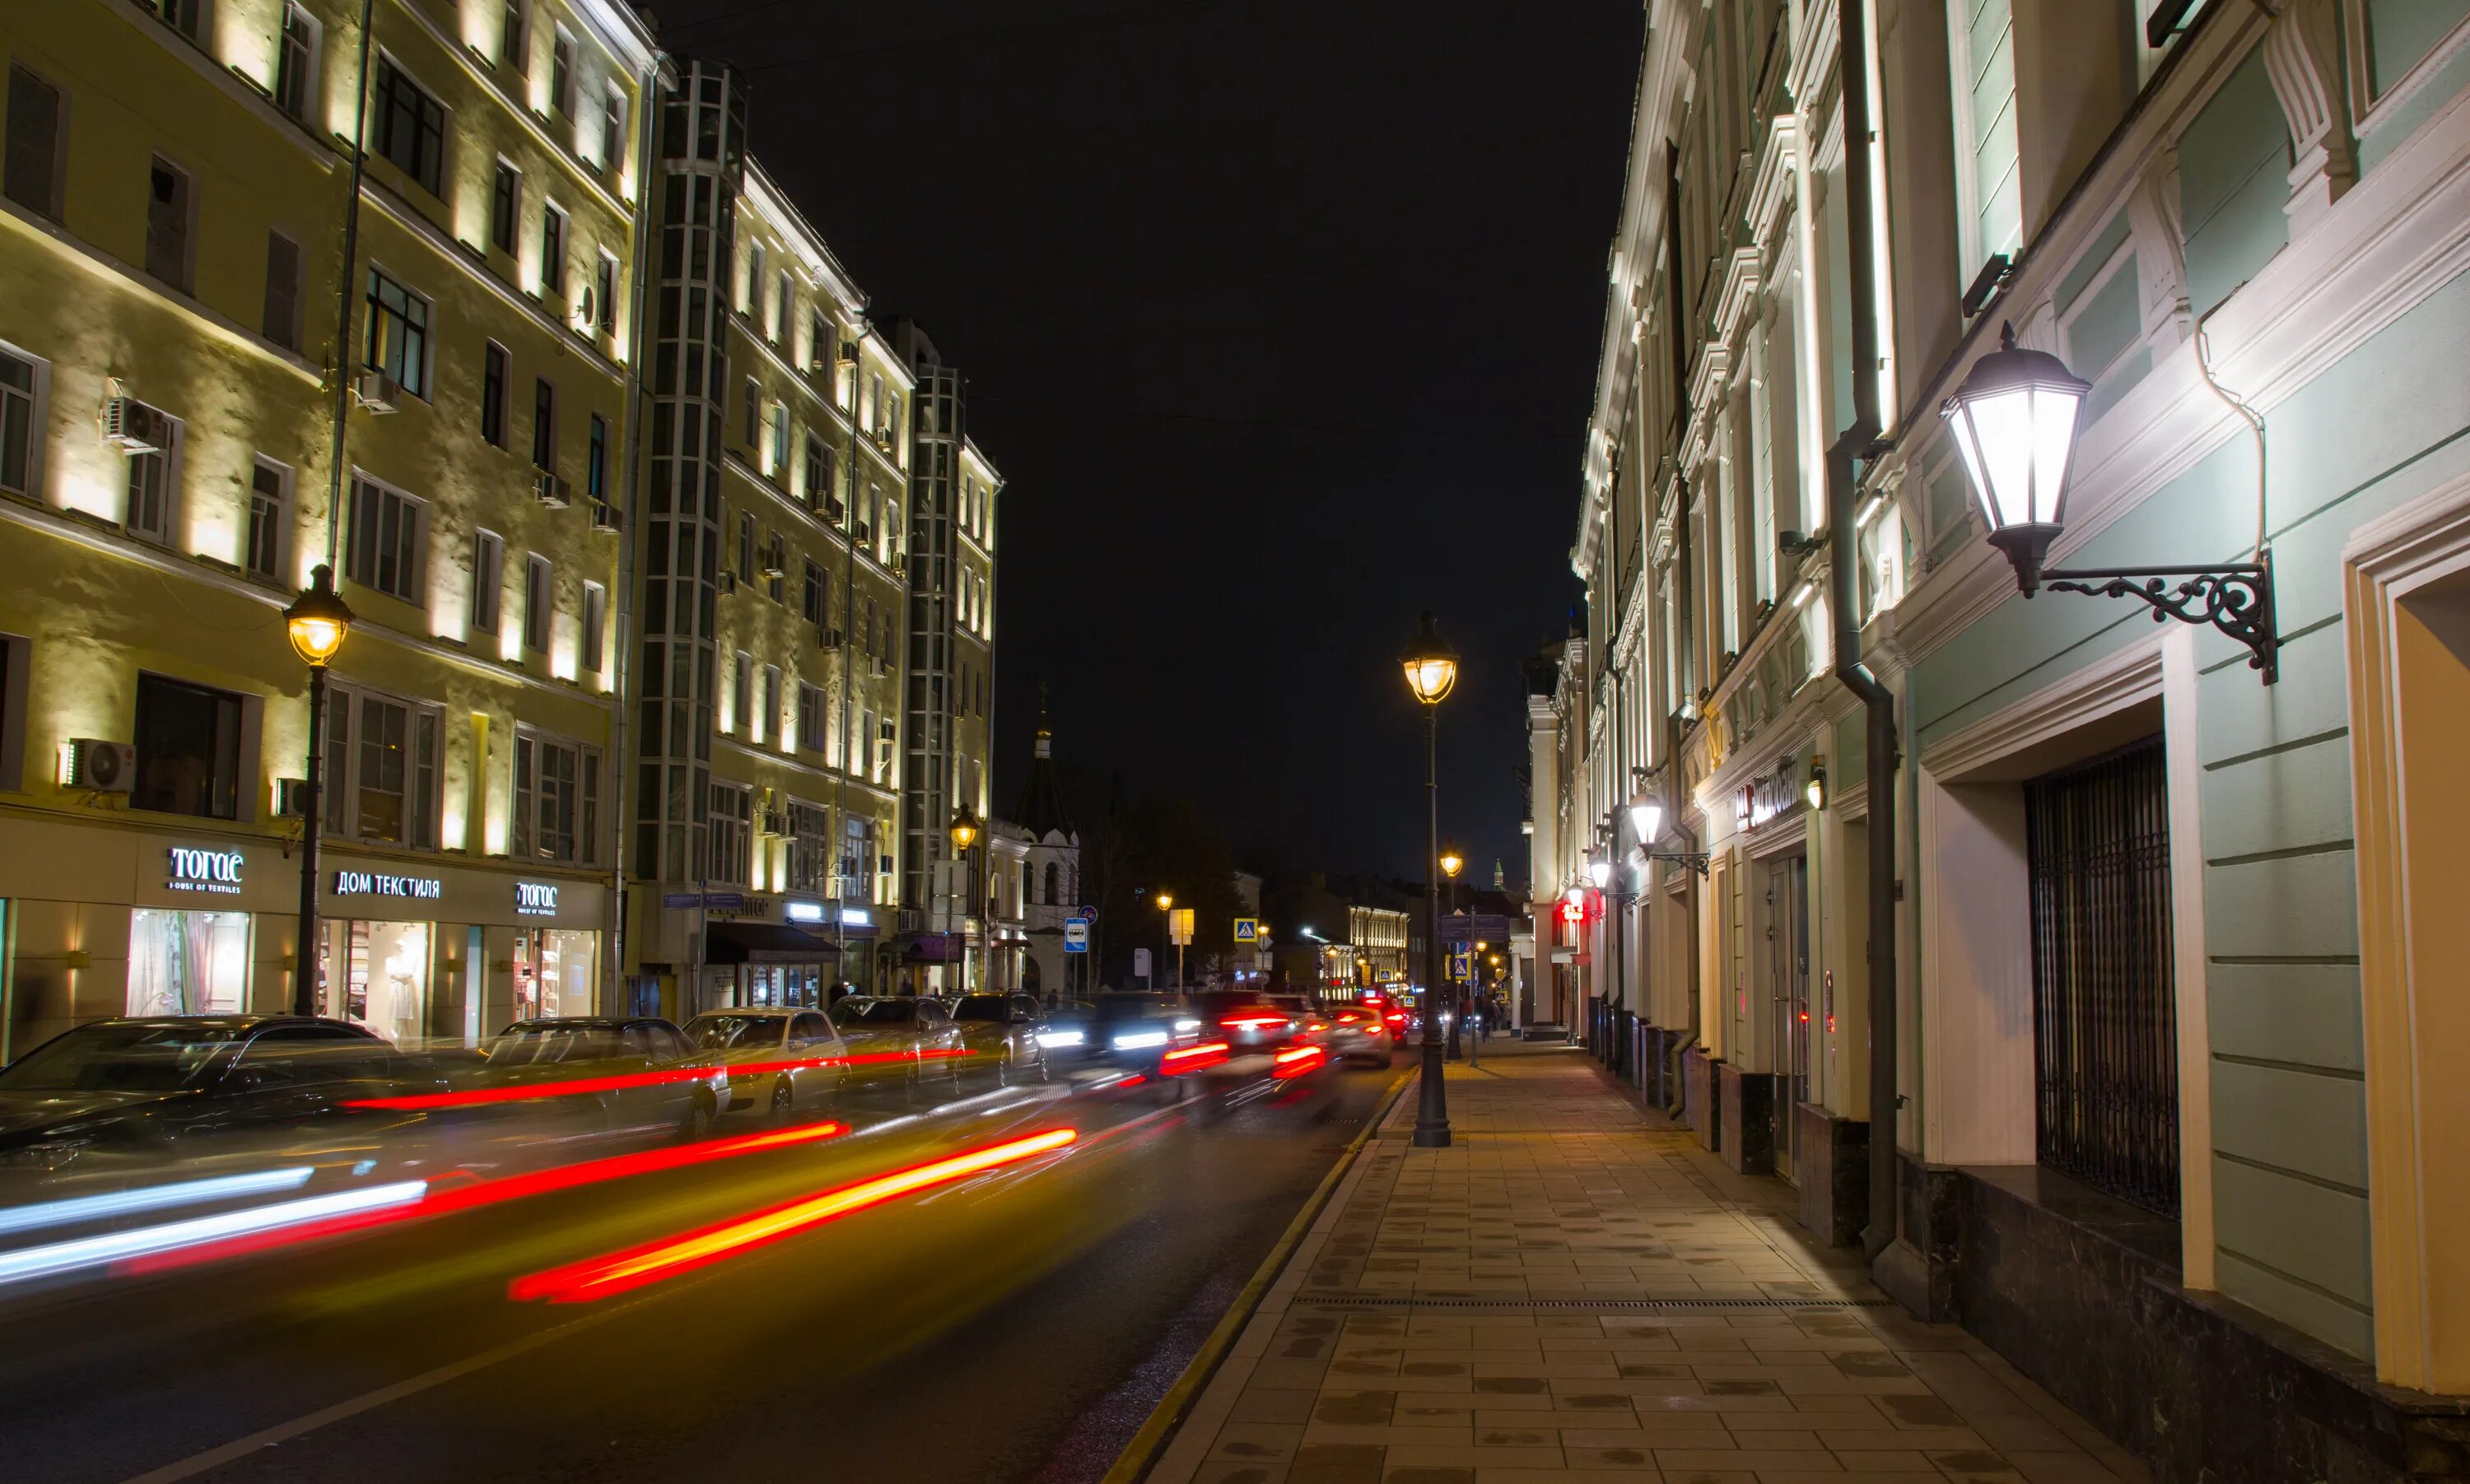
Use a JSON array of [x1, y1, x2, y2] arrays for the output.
[[1144, 1043, 2148, 1484]]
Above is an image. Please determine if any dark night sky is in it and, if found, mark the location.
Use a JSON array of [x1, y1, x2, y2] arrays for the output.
[[651, 0, 1641, 882]]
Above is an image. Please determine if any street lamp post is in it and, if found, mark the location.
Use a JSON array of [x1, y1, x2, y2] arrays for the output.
[[1439, 840, 1464, 1061], [284, 564, 353, 1017], [1400, 611, 1459, 1150], [949, 807, 981, 994], [1155, 891, 1177, 994]]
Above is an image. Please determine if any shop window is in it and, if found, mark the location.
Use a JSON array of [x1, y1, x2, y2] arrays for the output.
[[133, 672, 243, 820], [322, 918, 432, 1042], [708, 780, 753, 885], [128, 908, 249, 1016], [514, 927, 598, 1020], [324, 681, 440, 848], [515, 728, 599, 864]]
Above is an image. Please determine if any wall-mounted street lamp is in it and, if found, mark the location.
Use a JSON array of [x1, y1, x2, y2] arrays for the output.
[[1806, 762, 1828, 812], [1627, 789, 1709, 877], [1943, 324, 2277, 683], [284, 565, 353, 1017]]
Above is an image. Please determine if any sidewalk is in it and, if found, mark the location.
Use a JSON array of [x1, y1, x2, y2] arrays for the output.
[[1145, 1042, 2147, 1484]]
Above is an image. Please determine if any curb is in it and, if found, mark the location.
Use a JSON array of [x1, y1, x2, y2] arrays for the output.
[[1098, 1063, 1416, 1484]]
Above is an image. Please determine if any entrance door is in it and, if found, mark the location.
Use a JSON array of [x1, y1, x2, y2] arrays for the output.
[[1761, 853, 1811, 1181]]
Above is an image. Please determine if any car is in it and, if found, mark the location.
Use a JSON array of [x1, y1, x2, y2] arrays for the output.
[[681, 1007, 849, 1121], [1062, 993, 1209, 1080], [1324, 1003, 1396, 1064], [0, 1015, 445, 1179], [1191, 990, 1304, 1053], [480, 1016, 722, 1141], [947, 993, 1049, 1086], [827, 995, 967, 1097], [1266, 993, 1332, 1046]]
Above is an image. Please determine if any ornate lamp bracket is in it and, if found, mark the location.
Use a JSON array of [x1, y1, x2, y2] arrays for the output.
[[1643, 851, 1712, 879], [2039, 548, 2277, 684]]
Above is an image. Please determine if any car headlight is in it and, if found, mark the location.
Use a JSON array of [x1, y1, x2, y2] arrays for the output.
[[1172, 1018, 1200, 1033], [1112, 1030, 1169, 1050], [1037, 1030, 1084, 1048]]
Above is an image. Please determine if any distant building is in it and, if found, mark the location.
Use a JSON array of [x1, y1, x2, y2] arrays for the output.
[[1006, 711, 1079, 1001]]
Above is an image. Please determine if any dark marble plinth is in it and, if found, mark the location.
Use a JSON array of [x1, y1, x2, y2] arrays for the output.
[[1717, 1064, 1775, 1175], [1680, 1045, 1717, 1152], [1792, 1103, 1867, 1247]]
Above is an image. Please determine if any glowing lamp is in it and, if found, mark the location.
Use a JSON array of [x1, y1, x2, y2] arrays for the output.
[[1806, 763, 1828, 812], [948, 807, 981, 853], [1939, 323, 2090, 591], [1400, 610, 1460, 705], [283, 564, 354, 668], [1438, 841, 1464, 880], [1587, 857, 1610, 891], [1629, 797, 1662, 844]]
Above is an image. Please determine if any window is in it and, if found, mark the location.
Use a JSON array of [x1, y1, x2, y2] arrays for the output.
[[581, 581, 606, 674], [471, 529, 503, 634], [802, 559, 826, 625], [765, 531, 785, 601], [262, 231, 302, 351], [124, 405, 179, 547], [773, 269, 790, 343], [344, 476, 424, 601], [480, 342, 510, 447], [501, 0, 528, 72], [796, 682, 824, 752], [787, 800, 831, 891], [743, 375, 759, 447], [489, 160, 519, 254], [515, 729, 599, 864], [840, 815, 870, 900], [769, 401, 789, 477], [1950, 0, 2023, 284], [762, 664, 782, 742], [4, 66, 65, 221], [805, 433, 836, 515], [599, 82, 626, 171], [541, 202, 566, 297], [709, 782, 753, 885], [246, 458, 287, 581], [0, 345, 37, 496], [373, 60, 445, 198], [733, 650, 752, 732], [156, 0, 207, 40], [363, 267, 430, 398], [146, 156, 193, 293], [275, 2, 320, 120], [133, 673, 242, 821], [522, 553, 551, 654], [550, 28, 576, 119], [860, 709, 874, 778], [594, 253, 616, 335], [324, 682, 441, 847], [747, 240, 766, 314], [587, 413, 608, 501], [737, 511, 754, 578], [531, 377, 556, 471]]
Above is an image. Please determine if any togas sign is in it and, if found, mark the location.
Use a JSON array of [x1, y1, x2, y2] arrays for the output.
[[167, 846, 245, 895], [515, 882, 561, 918], [333, 869, 442, 900]]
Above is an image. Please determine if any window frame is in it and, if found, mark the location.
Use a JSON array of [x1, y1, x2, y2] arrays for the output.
[[371, 53, 448, 198], [587, 412, 609, 501], [274, 1, 323, 122], [522, 551, 552, 655], [531, 376, 557, 472], [513, 724, 601, 866], [580, 579, 606, 677], [470, 528, 505, 635], [324, 677, 443, 849], [733, 649, 753, 733], [549, 26, 578, 120], [482, 341, 510, 448], [131, 669, 247, 823], [122, 402, 184, 548], [262, 230, 304, 351], [708, 780, 753, 886], [4, 63, 68, 222], [540, 200, 568, 299], [0, 338, 51, 500], [245, 456, 291, 583], [489, 158, 520, 256], [362, 265, 432, 400], [343, 472, 426, 602], [145, 153, 197, 295]]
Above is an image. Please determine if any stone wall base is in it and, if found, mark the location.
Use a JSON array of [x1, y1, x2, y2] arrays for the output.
[[1792, 1103, 1867, 1247], [1717, 1064, 1775, 1175], [1680, 1044, 1717, 1153]]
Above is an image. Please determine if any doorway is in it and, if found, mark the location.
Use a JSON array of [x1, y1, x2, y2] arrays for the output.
[[1761, 852, 1811, 1180]]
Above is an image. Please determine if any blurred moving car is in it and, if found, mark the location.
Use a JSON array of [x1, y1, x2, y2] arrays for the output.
[[948, 993, 1048, 1086], [1266, 993, 1330, 1047], [826, 996, 966, 1096], [0, 1016, 443, 1178], [1325, 1004, 1396, 1064], [1060, 993, 1206, 1078], [682, 1008, 848, 1120], [482, 1016, 720, 1141], [1191, 990, 1302, 1053]]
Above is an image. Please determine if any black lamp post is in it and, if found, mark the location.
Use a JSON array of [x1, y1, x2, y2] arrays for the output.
[[1439, 840, 1465, 1061], [284, 564, 353, 1017], [949, 806, 981, 993], [1400, 611, 1459, 1149], [1943, 323, 2280, 682]]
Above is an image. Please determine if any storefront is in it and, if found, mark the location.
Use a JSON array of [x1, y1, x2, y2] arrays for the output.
[[0, 813, 614, 1058]]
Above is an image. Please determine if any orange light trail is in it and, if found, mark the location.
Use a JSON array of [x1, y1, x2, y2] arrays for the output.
[[1272, 1044, 1326, 1080], [1158, 1041, 1229, 1077], [509, 1127, 1079, 1305], [342, 1051, 962, 1111]]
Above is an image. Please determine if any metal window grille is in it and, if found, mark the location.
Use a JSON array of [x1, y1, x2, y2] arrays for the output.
[[2025, 734, 2179, 1217]]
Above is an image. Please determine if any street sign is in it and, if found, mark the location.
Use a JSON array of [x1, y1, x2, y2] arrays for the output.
[[1233, 917, 1257, 942], [1076, 905, 1098, 923], [1168, 908, 1194, 946], [1064, 920, 1089, 952], [662, 892, 700, 908]]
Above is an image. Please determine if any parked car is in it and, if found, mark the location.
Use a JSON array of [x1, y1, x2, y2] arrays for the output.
[[948, 993, 1049, 1086], [1191, 990, 1303, 1053], [0, 1015, 444, 1179], [1325, 1004, 1396, 1064], [827, 996, 967, 1097], [480, 1016, 720, 1141], [681, 1008, 849, 1121]]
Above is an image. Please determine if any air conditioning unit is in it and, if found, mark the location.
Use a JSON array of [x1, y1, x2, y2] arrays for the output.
[[717, 570, 738, 595], [100, 397, 167, 454], [869, 655, 892, 678], [756, 807, 786, 836], [818, 625, 844, 649], [67, 738, 136, 793], [808, 354, 829, 374], [276, 777, 310, 817], [352, 370, 401, 413], [759, 553, 785, 579], [851, 523, 871, 546], [534, 472, 573, 507], [591, 502, 622, 533]]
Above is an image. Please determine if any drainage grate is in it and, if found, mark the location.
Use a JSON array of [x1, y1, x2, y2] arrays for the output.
[[1295, 1294, 1894, 1312]]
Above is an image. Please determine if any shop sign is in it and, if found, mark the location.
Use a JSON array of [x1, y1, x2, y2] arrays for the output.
[[333, 869, 442, 900], [1735, 761, 1799, 834], [515, 882, 561, 918], [785, 900, 827, 923], [708, 894, 774, 922], [167, 846, 245, 895], [841, 908, 873, 928]]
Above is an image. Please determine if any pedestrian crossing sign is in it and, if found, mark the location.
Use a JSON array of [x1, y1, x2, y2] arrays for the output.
[[1233, 918, 1258, 942]]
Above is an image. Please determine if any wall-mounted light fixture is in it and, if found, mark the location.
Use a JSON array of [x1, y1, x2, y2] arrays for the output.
[[1806, 762, 1828, 812]]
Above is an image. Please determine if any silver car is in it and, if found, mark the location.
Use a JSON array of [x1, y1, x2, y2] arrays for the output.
[[682, 1008, 850, 1121]]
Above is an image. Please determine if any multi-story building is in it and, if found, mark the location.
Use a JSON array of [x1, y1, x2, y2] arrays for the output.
[[1006, 715, 1080, 1002], [0, 0, 655, 1056], [1559, 0, 2470, 1470]]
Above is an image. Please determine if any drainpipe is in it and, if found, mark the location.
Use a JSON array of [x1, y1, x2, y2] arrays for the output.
[[1827, 0, 1901, 1263], [321, 0, 379, 566], [608, 47, 667, 1010]]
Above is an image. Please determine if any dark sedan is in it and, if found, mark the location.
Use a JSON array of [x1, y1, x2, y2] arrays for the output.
[[948, 993, 1049, 1086], [1056, 993, 1210, 1080], [1191, 990, 1303, 1053], [0, 1016, 440, 1179]]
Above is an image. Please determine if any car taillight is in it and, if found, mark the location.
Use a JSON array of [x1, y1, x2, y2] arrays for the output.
[[1221, 1013, 1288, 1030]]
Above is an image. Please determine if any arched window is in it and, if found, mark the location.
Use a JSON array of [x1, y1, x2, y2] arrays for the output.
[[1043, 861, 1061, 905]]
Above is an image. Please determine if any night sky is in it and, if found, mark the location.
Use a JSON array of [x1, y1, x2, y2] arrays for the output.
[[653, 0, 1642, 882]]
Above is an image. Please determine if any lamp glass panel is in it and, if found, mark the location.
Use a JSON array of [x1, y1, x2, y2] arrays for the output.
[[1587, 859, 1610, 889], [2029, 385, 2083, 525], [1631, 799, 1662, 843], [1969, 386, 2039, 533], [1949, 411, 1996, 529]]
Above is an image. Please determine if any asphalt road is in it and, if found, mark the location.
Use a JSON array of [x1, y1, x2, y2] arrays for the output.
[[0, 1054, 1405, 1484]]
